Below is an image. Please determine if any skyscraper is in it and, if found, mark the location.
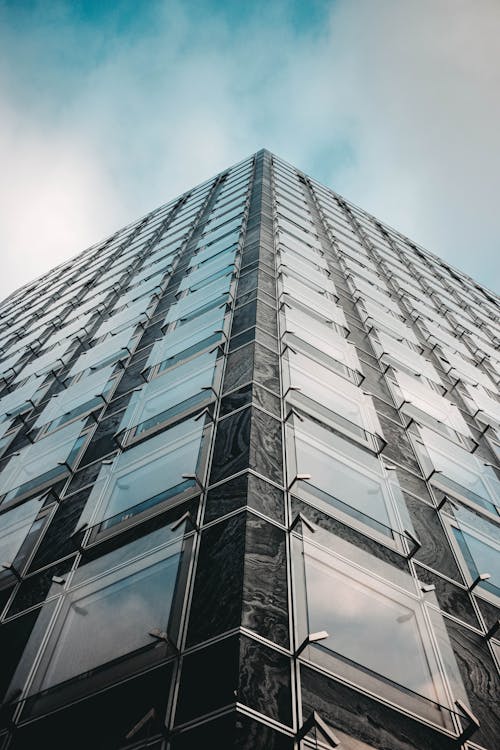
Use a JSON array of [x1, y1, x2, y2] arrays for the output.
[[0, 149, 499, 750]]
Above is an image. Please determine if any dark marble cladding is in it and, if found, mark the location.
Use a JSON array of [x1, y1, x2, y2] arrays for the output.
[[223, 343, 254, 394], [378, 415, 421, 474], [291, 497, 409, 573], [0, 605, 48, 705], [186, 514, 245, 646], [220, 384, 253, 417], [256, 299, 278, 338], [8, 663, 173, 750], [238, 636, 292, 726], [172, 712, 293, 750], [64, 458, 104, 495], [205, 472, 284, 523], [28, 488, 91, 572], [414, 564, 479, 628], [447, 617, 500, 748], [255, 327, 278, 352], [242, 515, 288, 647], [253, 383, 280, 417], [253, 342, 280, 394], [300, 665, 457, 750], [249, 407, 283, 485], [404, 493, 463, 581], [236, 268, 258, 297], [210, 407, 251, 484], [392, 466, 434, 506], [176, 635, 240, 724], [232, 300, 257, 337]]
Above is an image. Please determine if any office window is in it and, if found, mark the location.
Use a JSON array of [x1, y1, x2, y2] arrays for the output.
[[147, 306, 227, 373], [0, 494, 46, 573], [0, 419, 87, 505], [81, 415, 208, 539], [451, 510, 500, 602], [6, 531, 189, 708], [68, 327, 138, 377], [118, 349, 219, 444], [295, 535, 463, 728], [33, 365, 116, 434], [287, 414, 409, 544], [163, 276, 232, 326], [0, 376, 46, 420], [93, 295, 155, 340], [284, 349, 382, 450], [390, 370, 471, 440], [414, 426, 500, 516]]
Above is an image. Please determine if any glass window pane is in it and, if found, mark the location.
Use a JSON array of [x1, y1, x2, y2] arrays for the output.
[[119, 350, 218, 439], [33, 365, 116, 431], [0, 495, 45, 566], [147, 308, 225, 371], [0, 419, 86, 503], [68, 327, 136, 377], [163, 276, 231, 325], [82, 416, 205, 532], [0, 376, 46, 419], [93, 295, 154, 339]]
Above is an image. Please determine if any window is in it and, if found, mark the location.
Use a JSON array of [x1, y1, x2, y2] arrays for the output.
[[370, 330, 442, 386], [118, 350, 219, 444], [147, 306, 227, 373], [0, 494, 47, 577], [80, 416, 208, 540], [287, 414, 410, 545], [0, 376, 46, 419], [442, 501, 499, 605], [93, 295, 155, 339], [414, 426, 500, 516], [6, 529, 191, 711], [13, 340, 74, 383], [294, 533, 465, 728], [0, 419, 87, 506], [284, 349, 382, 451], [163, 277, 232, 326], [33, 365, 117, 434], [68, 326, 137, 377], [390, 370, 471, 441]]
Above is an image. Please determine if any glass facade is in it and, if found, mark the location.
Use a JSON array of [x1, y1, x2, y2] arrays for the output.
[[0, 150, 498, 750]]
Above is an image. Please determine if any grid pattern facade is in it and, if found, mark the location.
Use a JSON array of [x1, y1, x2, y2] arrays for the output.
[[0, 149, 499, 750]]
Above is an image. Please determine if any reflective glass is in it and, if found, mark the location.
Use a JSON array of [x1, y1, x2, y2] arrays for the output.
[[372, 330, 442, 384], [93, 295, 154, 339], [68, 327, 136, 377], [290, 416, 402, 540], [0, 419, 86, 503], [416, 426, 500, 515], [33, 366, 116, 431], [393, 370, 470, 437], [163, 276, 231, 325], [81, 416, 205, 532], [0, 495, 45, 567], [362, 300, 419, 345], [118, 350, 218, 439], [285, 350, 381, 443], [11, 536, 185, 698], [147, 307, 225, 371], [0, 376, 45, 419], [452, 524, 500, 599], [439, 349, 496, 390], [14, 340, 73, 383]]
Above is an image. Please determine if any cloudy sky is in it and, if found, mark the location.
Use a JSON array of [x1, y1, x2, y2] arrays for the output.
[[1, 0, 499, 300]]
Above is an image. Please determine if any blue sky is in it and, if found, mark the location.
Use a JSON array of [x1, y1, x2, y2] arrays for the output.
[[1, 0, 499, 298]]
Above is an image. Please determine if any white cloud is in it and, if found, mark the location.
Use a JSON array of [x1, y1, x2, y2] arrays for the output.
[[0, 0, 499, 300]]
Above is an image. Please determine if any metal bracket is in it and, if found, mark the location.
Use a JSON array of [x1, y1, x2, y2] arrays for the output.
[[297, 711, 341, 747]]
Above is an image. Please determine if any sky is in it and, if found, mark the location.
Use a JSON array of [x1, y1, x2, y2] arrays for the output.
[[1, 0, 499, 300]]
